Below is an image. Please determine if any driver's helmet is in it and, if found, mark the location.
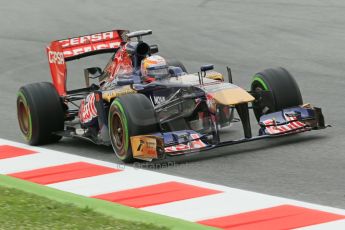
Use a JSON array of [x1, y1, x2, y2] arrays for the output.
[[141, 55, 169, 82]]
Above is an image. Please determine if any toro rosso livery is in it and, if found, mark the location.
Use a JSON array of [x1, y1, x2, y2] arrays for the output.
[[17, 30, 327, 162]]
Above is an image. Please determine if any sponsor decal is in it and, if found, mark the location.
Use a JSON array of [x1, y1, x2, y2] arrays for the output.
[[263, 115, 306, 135], [102, 86, 136, 102], [153, 96, 166, 104], [133, 137, 157, 158], [165, 134, 207, 153], [62, 42, 121, 58], [131, 135, 164, 160], [59, 31, 116, 48], [206, 94, 216, 113], [48, 51, 64, 64], [57, 31, 122, 59], [79, 93, 98, 124], [103, 45, 133, 82]]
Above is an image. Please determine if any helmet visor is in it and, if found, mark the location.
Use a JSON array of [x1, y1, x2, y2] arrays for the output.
[[147, 66, 169, 78]]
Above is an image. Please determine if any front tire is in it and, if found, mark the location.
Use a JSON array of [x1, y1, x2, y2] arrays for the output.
[[17, 82, 64, 145], [108, 94, 159, 163], [251, 67, 303, 121]]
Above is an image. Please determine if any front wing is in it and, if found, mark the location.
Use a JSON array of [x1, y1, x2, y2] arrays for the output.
[[130, 105, 327, 161]]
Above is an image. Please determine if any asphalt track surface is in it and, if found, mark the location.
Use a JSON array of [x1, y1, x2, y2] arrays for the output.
[[1, 0, 344, 209]]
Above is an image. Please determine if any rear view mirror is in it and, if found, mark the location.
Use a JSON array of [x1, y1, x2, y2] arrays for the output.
[[84, 67, 103, 87], [169, 66, 184, 77], [200, 64, 214, 72]]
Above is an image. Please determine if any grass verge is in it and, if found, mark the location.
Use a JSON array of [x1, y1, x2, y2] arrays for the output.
[[0, 185, 166, 230], [0, 175, 216, 230]]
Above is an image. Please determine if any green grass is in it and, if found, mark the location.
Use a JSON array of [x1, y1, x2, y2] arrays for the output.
[[0, 185, 168, 230], [0, 175, 215, 230]]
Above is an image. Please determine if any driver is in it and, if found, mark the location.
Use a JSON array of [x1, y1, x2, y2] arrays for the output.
[[141, 55, 169, 83]]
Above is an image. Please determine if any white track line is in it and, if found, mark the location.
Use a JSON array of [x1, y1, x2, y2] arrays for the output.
[[0, 152, 76, 174], [49, 170, 172, 196], [295, 219, 345, 229], [142, 192, 284, 221]]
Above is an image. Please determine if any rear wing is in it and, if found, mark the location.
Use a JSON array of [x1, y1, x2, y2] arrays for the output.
[[46, 30, 129, 96]]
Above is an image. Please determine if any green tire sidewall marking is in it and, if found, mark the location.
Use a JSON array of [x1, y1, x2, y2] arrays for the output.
[[110, 99, 129, 152], [17, 91, 32, 141], [253, 75, 269, 91]]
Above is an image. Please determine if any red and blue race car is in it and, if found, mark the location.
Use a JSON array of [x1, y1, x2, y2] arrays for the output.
[[16, 29, 327, 162]]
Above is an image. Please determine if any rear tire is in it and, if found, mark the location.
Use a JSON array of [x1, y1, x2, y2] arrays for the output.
[[108, 94, 159, 163], [251, 67, 303, 121], [17, 82, 64, 145]]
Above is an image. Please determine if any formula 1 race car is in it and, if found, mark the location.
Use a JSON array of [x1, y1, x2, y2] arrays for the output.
[[17, 29, 327, 162]]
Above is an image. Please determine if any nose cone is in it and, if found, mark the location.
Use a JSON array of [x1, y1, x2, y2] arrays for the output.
[[209, 87, 255, 106]]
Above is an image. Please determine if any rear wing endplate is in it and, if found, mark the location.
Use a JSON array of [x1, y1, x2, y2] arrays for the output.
[[46, 30, 128, 95]]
